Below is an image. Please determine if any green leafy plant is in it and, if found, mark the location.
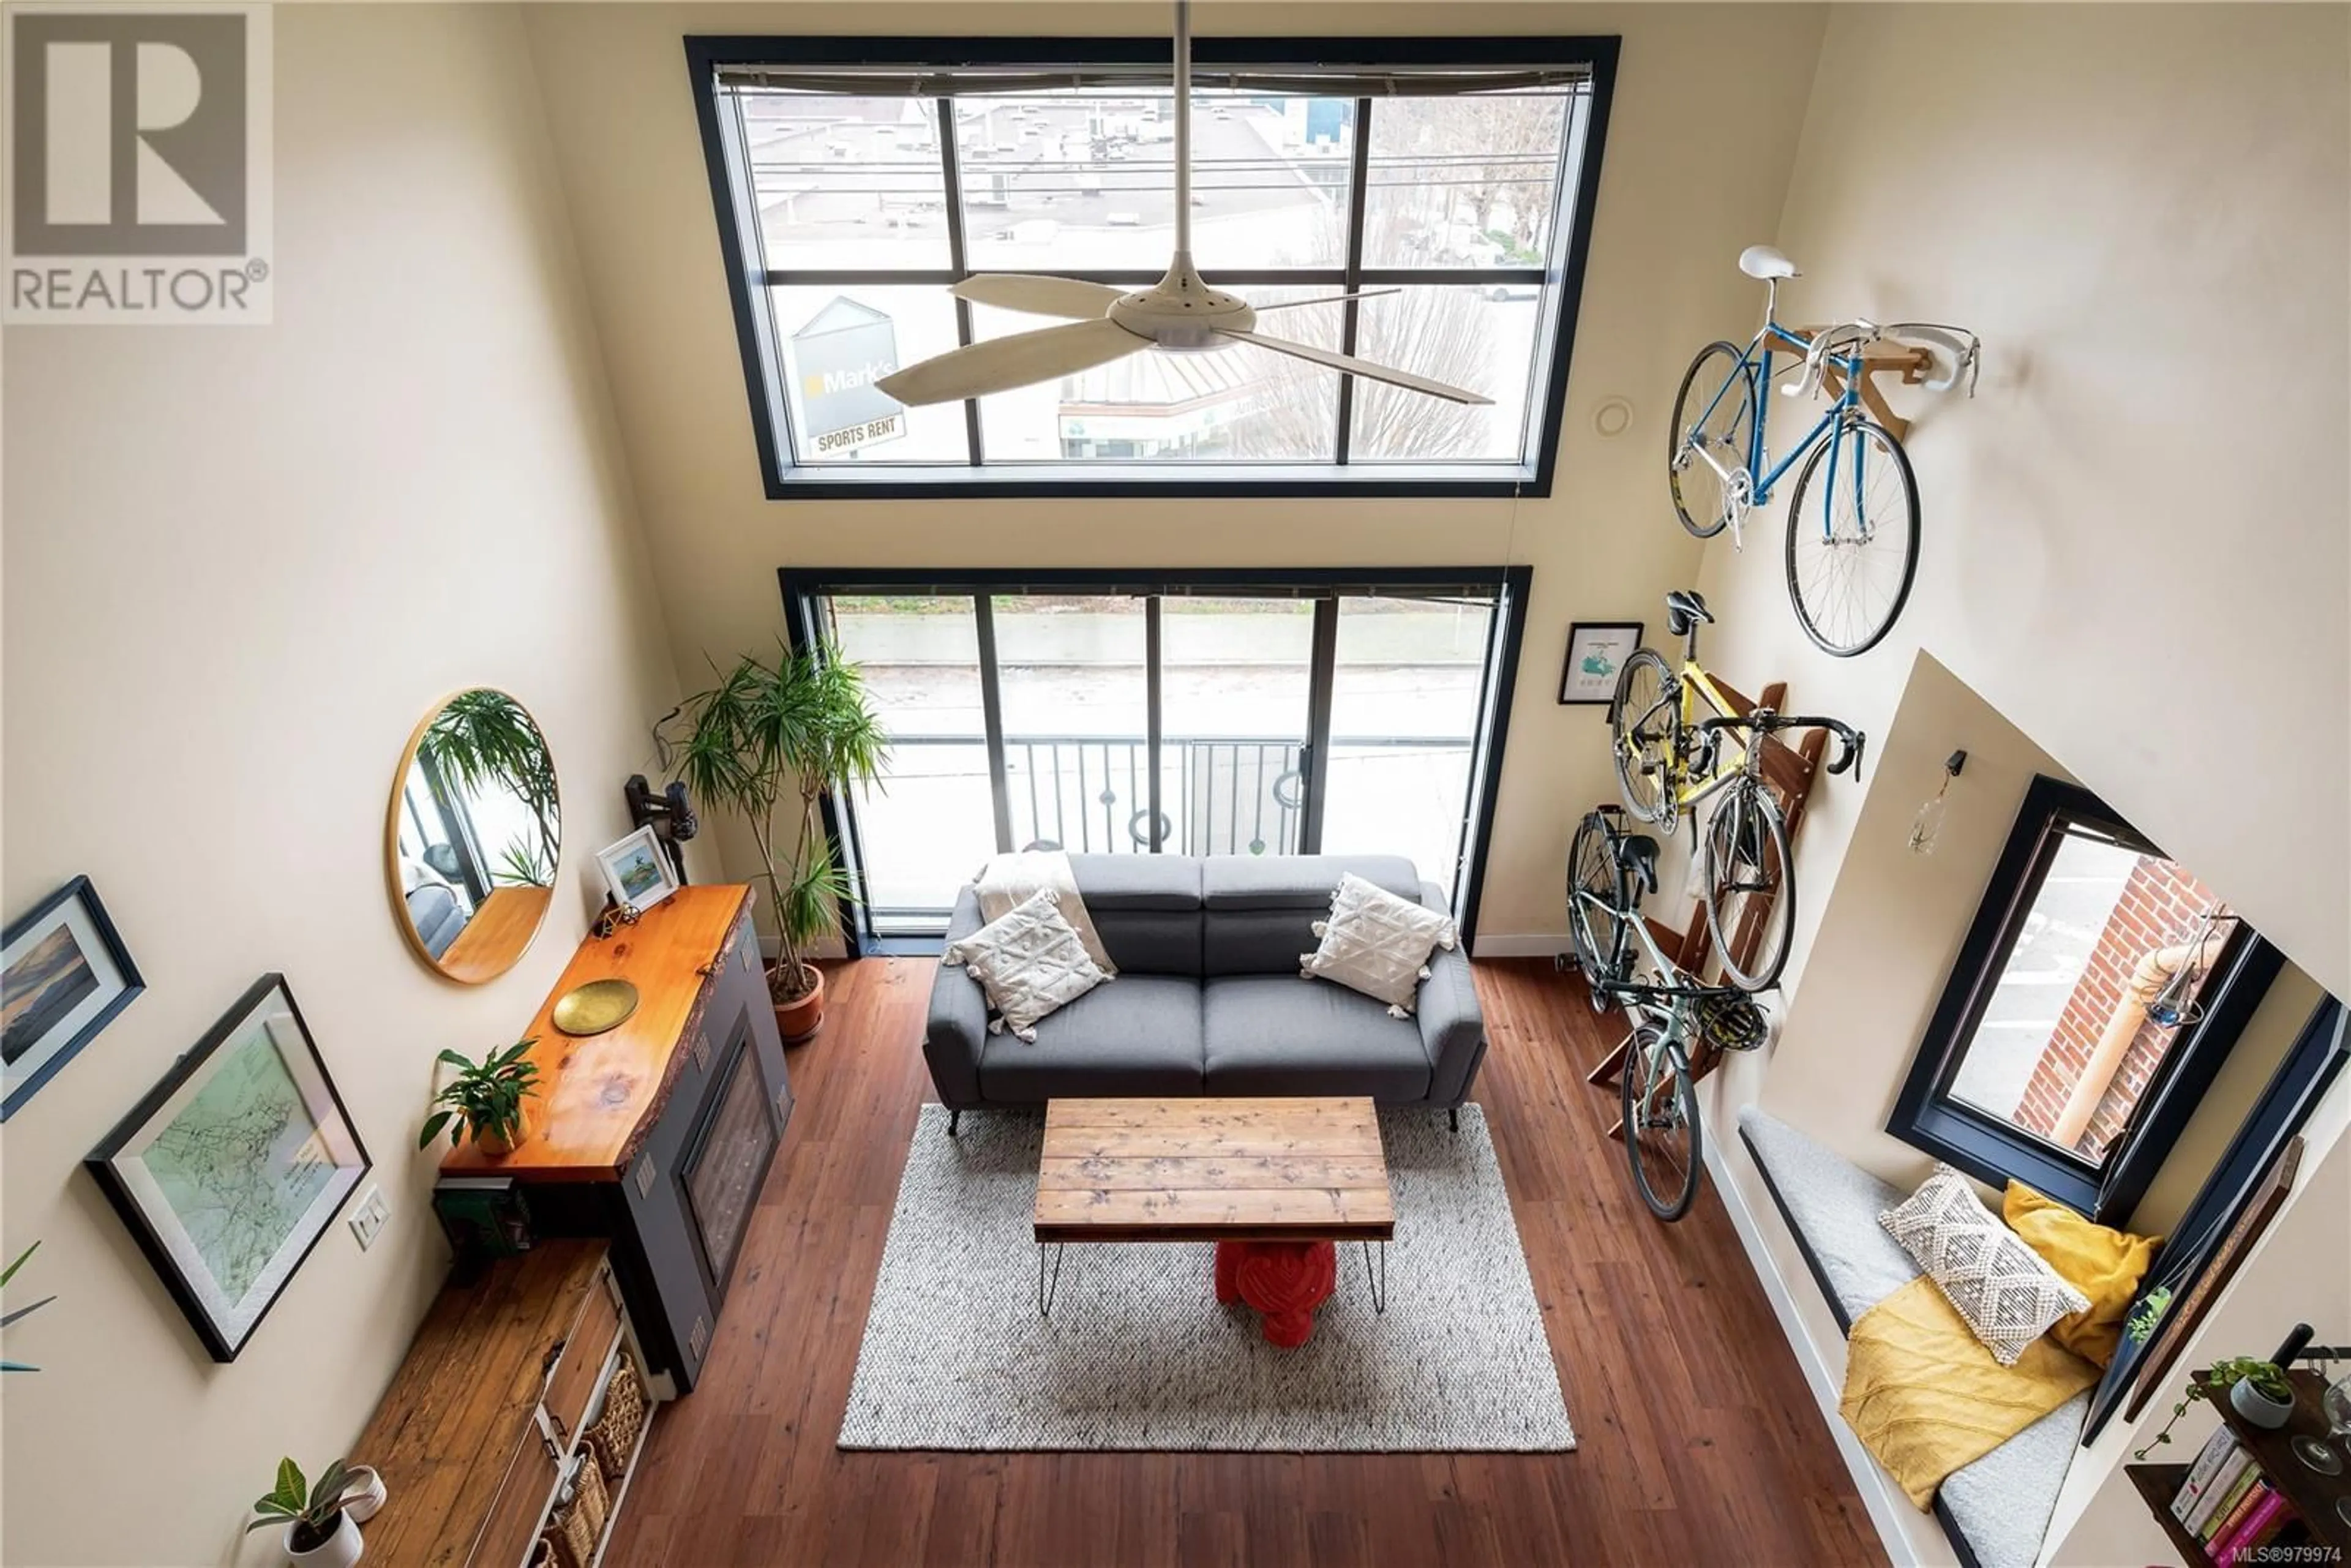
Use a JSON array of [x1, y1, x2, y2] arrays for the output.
[[420, 691, 560, 877], [674, 642, 887, 1004], [493, 835, 554, 890], [1, 1241, 54, 1373], [2132, 1357, 2293, 1460], [2124, 1283, 2173, 1347], [418, 1040, 540, 1151], [246, 1456, 354, 1553]]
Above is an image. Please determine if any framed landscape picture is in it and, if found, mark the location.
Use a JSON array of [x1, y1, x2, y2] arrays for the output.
[[1560, 621, 1643, 705], [86, 975, 369, 1362], [596, 824, 681, 915], [3, 876, 144, 1120]]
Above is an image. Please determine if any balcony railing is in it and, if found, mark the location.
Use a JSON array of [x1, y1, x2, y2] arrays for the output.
[[878, 731, 1469, 860]]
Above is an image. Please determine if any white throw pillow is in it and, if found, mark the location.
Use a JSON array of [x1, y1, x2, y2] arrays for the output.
[[1880, 1165, 2090, 1366], [1300, 872, 1457, 1016], [944, 888, 1108, 1041]]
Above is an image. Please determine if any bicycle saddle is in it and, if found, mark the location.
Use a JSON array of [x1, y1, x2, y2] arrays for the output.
[[1738, 244, 1800, 280], [1663, 588, 1714, 637], [1618, 832, 1661, 896]]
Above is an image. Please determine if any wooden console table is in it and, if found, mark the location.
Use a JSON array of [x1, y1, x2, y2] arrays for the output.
[[354, 1241, 657, 1568], [441, 885, 792, 1395]]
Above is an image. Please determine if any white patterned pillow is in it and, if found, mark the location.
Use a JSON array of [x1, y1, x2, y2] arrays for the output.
[[1880, 1166, 2090, 1365], [944, 889, 1108, 1041], [1300, 872, 1457, 1016]]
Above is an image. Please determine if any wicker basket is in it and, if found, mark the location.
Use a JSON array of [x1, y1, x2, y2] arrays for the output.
[[544, 1454, 610, 1568], [585, 1351, 648, 1481]]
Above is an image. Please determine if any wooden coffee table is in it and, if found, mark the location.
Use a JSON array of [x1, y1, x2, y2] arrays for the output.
[[1032, 1097, 1395, 1346]]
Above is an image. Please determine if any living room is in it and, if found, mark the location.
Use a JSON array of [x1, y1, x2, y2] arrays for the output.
[[2, 4, 2344, 1567]]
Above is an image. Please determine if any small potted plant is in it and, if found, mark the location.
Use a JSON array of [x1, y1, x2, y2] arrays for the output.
[[418, 1040, 541, 1158], [2134, 1356, 2300, 1458], [675, 641, 886, 1042], [247, 1457, 362, 1567]]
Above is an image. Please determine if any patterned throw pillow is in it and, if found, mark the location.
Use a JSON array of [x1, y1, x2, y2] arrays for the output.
[[945, 889, 1108, 1041], [1300, 872, 1458, 1016], [1880, 1166, 2091, 1366]]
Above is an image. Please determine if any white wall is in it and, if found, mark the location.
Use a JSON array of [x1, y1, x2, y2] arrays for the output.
[[515, 0, 1831, 945], [0, 8, 683, 1563], [1689, 7, 2350, 1565]]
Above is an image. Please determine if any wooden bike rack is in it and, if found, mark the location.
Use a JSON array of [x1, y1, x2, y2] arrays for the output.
[[1775, 325, 1937, 445], [1587, 677, 1831, 1140]]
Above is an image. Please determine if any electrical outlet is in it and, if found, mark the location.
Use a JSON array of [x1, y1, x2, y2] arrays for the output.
[[347, 1187, 389, 1251]]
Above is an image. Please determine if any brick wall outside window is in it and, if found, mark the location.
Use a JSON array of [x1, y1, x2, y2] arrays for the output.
[[2013, 853, 2221, 1160]]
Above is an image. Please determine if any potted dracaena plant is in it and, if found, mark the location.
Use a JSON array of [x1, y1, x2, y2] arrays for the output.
[[675, 641, 886, 1042], [418, 1040, 541, 1158], [247, 1457, 363, 1567]]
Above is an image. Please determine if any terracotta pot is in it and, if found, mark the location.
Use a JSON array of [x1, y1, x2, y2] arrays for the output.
[[473, 1100, 534, 1160], [774, 962, 825, 1043]]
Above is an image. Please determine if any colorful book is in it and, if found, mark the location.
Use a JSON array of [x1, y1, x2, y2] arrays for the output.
[[2186, 1452, 2257, 1535], [2210, 1476, 2266, 1551], [2172, 1428, 2243, 1520], [2213, 1485, 2291, 1566]]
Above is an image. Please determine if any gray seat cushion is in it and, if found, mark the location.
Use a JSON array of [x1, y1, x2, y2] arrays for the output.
[[1736, 1105, 1921, 1327], [978, 975, 1204, 1102], [1201, 975, 1432, 1101], [1736, 1106, 2083, 1568]]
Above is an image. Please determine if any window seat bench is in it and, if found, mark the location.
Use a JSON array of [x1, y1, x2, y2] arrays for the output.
[[1737, 1106, 2087, 1568]]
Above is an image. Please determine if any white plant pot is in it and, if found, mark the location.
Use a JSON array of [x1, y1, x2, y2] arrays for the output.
[[285, 1510, 362, 1568], [2230, 1376, 2296, 1430], [342, 1466, 387, 1524]]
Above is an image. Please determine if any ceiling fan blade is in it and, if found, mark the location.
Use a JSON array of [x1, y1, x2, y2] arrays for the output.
[[1250, 289, 1402, 313], [877, 318, 1147, 406], [1218, 329, 1493, 405], [950, 275, 1128, 320]]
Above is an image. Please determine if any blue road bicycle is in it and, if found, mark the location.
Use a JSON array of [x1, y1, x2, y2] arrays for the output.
[[1667, 246, 1978, 658]]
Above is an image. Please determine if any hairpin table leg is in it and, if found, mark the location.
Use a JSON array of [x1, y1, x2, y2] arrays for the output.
[[1360, 1239, 1387, 1315], [1037, 1242, 1064, 1317]]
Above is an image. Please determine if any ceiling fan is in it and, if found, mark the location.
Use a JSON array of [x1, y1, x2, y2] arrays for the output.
[[872, 1, 1491, 410]]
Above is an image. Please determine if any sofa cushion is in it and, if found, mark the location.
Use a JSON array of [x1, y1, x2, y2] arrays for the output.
[[978, 975, 1204, 1102], [1201, 975, 1431, 1101], [1071, 854, 1202, 910], [1201, 853, 1419, 910]]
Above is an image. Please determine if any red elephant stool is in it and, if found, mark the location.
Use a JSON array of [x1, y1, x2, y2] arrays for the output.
[[1214, 1239, 1338, 1348]]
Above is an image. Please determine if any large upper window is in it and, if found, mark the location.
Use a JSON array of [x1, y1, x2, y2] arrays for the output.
[[686, 36, 1616, 498]]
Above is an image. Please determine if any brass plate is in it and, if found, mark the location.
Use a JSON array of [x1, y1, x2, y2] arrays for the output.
[[552, 978, 639, 1037]]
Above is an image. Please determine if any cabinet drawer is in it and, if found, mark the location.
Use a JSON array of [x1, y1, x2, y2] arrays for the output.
[[471, 1430, 557, 1568], [543, 1269, 623, 1446]]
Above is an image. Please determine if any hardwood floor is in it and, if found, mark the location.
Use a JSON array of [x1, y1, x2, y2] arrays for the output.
[[602, 958, 1883, 1568]]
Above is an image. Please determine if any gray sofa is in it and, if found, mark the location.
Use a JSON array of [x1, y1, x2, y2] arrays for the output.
[[923, 853, 1487, 1121]]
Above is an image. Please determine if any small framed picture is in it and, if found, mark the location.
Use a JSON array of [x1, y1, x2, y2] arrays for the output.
[[4, 876, 144, 1120], [86, 975, 370, 1362], [1559, 621, 1644, 705], [596, 825, 681, 915]]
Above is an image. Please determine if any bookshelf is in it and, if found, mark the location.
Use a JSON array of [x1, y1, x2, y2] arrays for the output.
[[2124, 1368, 2350, 1566]]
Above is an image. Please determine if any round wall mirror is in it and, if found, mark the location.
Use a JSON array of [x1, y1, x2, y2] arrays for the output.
[[386, 689, 561, 984]]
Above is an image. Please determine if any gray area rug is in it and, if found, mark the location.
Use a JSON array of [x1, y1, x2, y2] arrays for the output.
[[838, 1103, 1574, 1452]]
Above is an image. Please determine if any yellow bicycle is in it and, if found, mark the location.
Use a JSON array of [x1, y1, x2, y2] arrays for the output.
[[1607, 590, 1864, 989]]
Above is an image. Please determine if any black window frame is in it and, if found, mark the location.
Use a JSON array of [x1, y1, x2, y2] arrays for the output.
[[684, 33, 1619, 500], [1888, 775, 2284, 1223], [779, 564, 1532, 955]]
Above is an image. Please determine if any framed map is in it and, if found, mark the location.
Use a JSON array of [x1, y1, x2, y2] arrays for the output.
[[86, 975, 369, 1362]]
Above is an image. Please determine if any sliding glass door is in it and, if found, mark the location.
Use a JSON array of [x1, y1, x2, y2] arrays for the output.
[[787, 569, 1529, 945]]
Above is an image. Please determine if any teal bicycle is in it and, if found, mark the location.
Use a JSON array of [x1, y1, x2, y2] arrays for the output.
[[1667, 246, 1978, 658]]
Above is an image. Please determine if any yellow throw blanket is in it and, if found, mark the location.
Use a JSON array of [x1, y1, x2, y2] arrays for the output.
[[1839, 1275, 2099, 1509]]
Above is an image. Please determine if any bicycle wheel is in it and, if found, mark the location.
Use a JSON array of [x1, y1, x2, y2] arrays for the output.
[[1784, 416, 1920, 657], [1700, 781, 1794, 991], [1566, 811, 1629, 1005], [1668, 342, 1757, 539], [1608, 649, 1680, 829], [1621, 1025, 1703, 1221]]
